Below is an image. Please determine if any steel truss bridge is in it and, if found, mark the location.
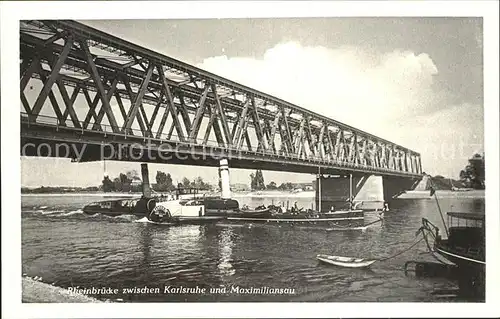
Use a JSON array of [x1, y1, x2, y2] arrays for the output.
[[20, 20, 422, 179]]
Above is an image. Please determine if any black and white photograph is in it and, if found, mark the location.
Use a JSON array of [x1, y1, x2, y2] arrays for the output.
[[1, 1, 499, 318]]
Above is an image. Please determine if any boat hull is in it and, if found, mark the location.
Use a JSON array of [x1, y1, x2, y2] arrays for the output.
[[147, 216, 226, 225], [82, 197, 152, 217], [422, 214, 486, 300], [316, 254, 376, 268], [227, 215, 363, 224], [226, 209, 364, 223]]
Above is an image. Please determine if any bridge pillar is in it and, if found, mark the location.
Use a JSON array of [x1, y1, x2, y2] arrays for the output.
[[219, 159, 231, 199], [382, 176, 421, 201], [316, 174, 422, 211], [141, 163, 152, 198], [315, 174, 370, 212]]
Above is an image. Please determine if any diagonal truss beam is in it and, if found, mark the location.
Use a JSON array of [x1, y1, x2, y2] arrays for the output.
[[89, 77, 119, 131], [123, 63, 154, 132], [187, 85, 209, 143], [233, 99, 250, 147], [56, 80, 81, 128], [30, 36, 73, 120], [212, 84, 232, 147], [79, 37, 119, 133], [121, 75, 148, 136], [157, 65, 185, 141]]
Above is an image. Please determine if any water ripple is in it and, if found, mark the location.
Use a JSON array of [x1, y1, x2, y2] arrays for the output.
[[21, 194, 484, 302]]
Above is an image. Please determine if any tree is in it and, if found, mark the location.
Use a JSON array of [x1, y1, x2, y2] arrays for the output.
[[250, 169, 266, 191], [113, 177, 123, 192], [156, 171, 167, 185], [256, 170, 265, 190], [250, 173, 256, 191], [101, 176, 114, 192], [119, 173, 132, 192], [266, 181, 277, 190], [182, 177, 191, 188], [192, 176, 210, 190], [459, 153, 485, 189], [155, 171, 174, 191], [126, 170, 140, 181], [278, 182, 294, 191], [165, 173, 174, 191], [459, 169, 468, 180]]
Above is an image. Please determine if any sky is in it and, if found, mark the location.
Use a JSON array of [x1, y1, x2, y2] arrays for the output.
[[21, 17, 484, 187]]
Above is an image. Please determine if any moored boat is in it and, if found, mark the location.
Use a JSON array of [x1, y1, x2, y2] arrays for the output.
[[316, 254, 376, 268], [226, 207, 364, 225], [420, 212, 485, 299]]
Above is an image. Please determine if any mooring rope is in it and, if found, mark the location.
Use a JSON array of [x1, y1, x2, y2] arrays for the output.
[[326, 212, 384, 229], [364, 217, 384, 227], [419, 227, 447, 265], [375, 237, 425, 262]]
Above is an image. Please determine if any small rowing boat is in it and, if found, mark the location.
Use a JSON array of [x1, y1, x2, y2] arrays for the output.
[[316, 254, 376, 268], [325, 225, 368, 232]]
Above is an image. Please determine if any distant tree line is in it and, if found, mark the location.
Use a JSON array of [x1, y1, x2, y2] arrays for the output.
[[101, 170, 214, 193], [101, 170, 142, 192], [249, 169, 311, 191], [23, 170, 313, 194], [154, 170, 212, 191], [178, 176, 212, 190], [21, 186, 100, 194]]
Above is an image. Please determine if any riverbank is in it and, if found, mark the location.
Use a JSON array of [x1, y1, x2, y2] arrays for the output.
[[400, 189, 485, 199], [22, 277, 103, 303], [21, 192, 142, 197], [20, 190, 315, 198]]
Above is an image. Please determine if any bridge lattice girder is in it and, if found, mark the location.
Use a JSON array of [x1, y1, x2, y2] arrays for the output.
[[20, 20, 422, 178]]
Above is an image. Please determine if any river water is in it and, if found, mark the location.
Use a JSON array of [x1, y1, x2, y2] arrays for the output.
[[21, 191, 485, 302]]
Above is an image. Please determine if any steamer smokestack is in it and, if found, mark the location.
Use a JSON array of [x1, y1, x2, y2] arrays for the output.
[[141, 163, 152, 198]]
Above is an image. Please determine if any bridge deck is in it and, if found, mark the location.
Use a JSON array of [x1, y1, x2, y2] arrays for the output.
[[20, 20, 422, 178]]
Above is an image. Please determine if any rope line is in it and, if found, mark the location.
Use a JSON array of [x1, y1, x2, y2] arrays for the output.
[[420, 228, 447, 264], [327, 215, 384, 229], [376, 237, 424, 261]]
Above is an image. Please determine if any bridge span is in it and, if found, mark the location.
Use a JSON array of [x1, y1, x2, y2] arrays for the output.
[[20, 20, 423, 206]]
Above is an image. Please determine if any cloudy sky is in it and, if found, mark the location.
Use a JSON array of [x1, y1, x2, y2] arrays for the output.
[[21, 17, 484, 187]]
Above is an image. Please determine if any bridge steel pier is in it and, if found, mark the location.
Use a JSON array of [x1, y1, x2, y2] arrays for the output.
[[315, 174, 420, 212], [20, 20, 423, 192]]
